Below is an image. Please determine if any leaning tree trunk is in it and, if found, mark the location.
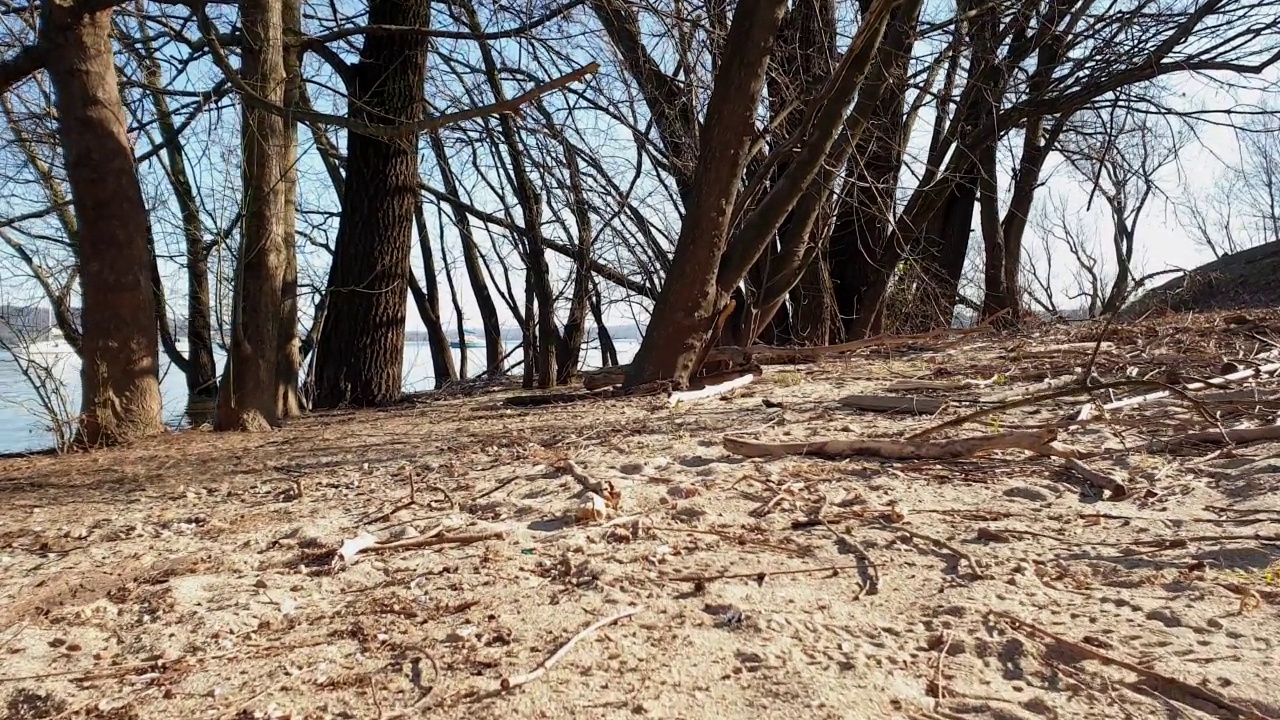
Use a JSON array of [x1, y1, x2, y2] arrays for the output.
[[827, 0, 919, 339], [311, 0, 430, 408], [44, 0, 163, 446], [625, 0, 788, 388], [215, 0, 293, 430], [427, 132, 505, 375]]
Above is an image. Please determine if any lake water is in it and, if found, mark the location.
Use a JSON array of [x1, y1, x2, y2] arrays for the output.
[[0, 339, 639, 454]]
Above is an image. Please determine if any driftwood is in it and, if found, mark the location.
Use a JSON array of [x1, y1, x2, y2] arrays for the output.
[[838, 394, 948, 415], [1018, 341, 1116, 357], [723, 428, 1086, 461], [669, 372, 756, 405], [500, 607, 643, 690]]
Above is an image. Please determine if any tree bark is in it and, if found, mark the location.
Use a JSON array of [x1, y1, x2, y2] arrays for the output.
[[311, 0, 430, 407], [43, 0, 163, 445], [624, 0, 788, 388], [827, 0, 920, 339], [276, 0, 303, 417], [215, 0, 292, 430]]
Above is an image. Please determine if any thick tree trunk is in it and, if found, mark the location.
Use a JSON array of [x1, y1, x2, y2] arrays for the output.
[[215, 0, 292, 430], [625, 0, 788, 388], [311, 0, 429, 407], [903, 168, 977, 333], [44, 0, 163, 445]]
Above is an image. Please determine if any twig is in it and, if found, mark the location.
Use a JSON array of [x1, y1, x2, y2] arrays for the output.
[[725, 428, 1086, 461], [1078, 361, 1280, 421], [1060, 458, 1129, 499], [500, 607, 643, 691], [877, 523, 984, 579], [929, 631, 952, 699], [364, 530, 506, 554], [913, 378, 1211, 439], [993, 611, 1275, 720], [814, 509, 879, 598], [665, 563, 863, 583]]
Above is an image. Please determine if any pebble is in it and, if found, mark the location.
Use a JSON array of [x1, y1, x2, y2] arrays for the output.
[[1003, 485, 1056, 503]]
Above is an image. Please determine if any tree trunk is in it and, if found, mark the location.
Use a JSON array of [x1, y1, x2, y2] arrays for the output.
[[903, 168, 977, 333], [427, 132, 504, 375], [134, 41, 218, 422], [276, 0, 303, 417], [462, 0, 557, 387], [826, 0, 919, 339], [311, 0, 429, 407], [43, 0, 163, 445], [215, 0, 292, 430], [412, 200, 457, 388], [554, 138, 594, 384], [626, 0, 788, 388], [588, 278, 619, 368]]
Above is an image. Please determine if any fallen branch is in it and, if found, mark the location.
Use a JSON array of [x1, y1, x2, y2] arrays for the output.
[[1060, 458, 1129, 499], [1077, 361, 1280, 421], [666, 564, 863, 583], [364, 530, 506, 554], [913, 378, 1208, 440], [724, 428, 1086, 461], [500, 607, 643, 691], [581, 323, 1000, 388], [669, 372, 755, 405], [993, 611, 1275, 720], [1146, 423, 1280, 452]]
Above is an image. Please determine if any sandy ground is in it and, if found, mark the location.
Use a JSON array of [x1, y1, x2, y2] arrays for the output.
[[2, 311, 1279, 720]]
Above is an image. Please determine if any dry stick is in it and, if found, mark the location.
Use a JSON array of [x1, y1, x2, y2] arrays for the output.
[[669, 372, 755, 405], [724, 428, 1086, 461], [815, 514, 880, 598], [1078, 361, 1280, 421], [365, 530, 506, 554], [993, 611, 1275, 720], [666, 563, 863, 583], [1060, 457, 1129, 499], [1147, 423, 1280, 452], [909, 379, 1210, 440], [878, 522, 984, 579], [500, 607, 643, 691]]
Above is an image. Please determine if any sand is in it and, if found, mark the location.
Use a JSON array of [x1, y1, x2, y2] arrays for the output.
[[2, 309, 1279, 720]]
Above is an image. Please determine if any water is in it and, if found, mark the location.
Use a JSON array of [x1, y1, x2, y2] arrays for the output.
[[0, 339, 639, 454]]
